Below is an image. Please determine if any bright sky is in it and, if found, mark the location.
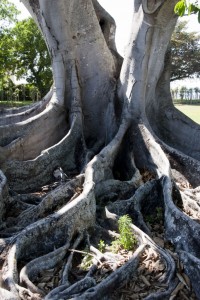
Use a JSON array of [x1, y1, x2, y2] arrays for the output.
[[10, 0, 133, 55], [9, 0, 200, 87], [10, 0, 200, 56], [98, 0, 133, 55]]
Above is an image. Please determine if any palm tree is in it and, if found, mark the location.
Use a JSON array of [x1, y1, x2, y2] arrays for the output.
[[194, 87, 200, 101]]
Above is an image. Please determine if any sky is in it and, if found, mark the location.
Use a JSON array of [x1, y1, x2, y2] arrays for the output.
[[10, 0, 132, 55], [10, 0, 200, 56], [9, 0, 200, 88]]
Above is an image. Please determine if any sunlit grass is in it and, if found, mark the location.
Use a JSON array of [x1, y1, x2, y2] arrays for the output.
[[175, 104, 200, 124], [1, 101, 200, 124], [0, 100, 33, 107]]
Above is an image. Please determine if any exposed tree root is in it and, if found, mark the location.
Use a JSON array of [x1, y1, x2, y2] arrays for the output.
[[20, 240, 72, 295], [0, 101, 68, 162], [0, 88, 52, 126], [0, 166, 95, 298], [1, 1, 200, 297], [0, 171, 9, 224], [2, 175, 84, 231], [3, 118, 84, 192], [1, 116, 200, 299]]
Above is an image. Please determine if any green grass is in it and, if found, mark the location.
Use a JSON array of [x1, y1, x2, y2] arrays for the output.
[[0, 100, 33, 107], [1, 101, 200, 124], [175, 104, 200, 124]]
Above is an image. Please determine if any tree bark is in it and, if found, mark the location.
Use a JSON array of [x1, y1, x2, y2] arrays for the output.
[[1, 0, 200, 299]]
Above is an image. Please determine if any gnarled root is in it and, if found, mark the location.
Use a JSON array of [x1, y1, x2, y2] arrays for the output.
[[0, 170, 10, 225], [0, 88, 52, 126], [0, 112, 200, 300], [0, 166, 95, 299], [2, 175, 84, 232]]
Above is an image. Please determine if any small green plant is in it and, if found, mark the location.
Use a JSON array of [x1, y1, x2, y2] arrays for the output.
[[145, 207, 163, 224], [111, 215, 137, 252], [98, 239, 106, 253], [110, 239, 121, 253], [80, 252, 93, 271], [156, 207, 163, 220], [145, 214, 154, 224]]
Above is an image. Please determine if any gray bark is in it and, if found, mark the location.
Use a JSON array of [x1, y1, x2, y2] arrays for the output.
[[0, 0, 200, 299]]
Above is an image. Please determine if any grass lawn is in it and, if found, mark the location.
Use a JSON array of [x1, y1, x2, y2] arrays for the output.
[[175, 104, 200, 125], [0, 100, 33, 107], [1, 101, 200, 124]]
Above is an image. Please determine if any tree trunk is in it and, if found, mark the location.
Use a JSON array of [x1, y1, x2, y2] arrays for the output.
[[1, 0, 200, 299]]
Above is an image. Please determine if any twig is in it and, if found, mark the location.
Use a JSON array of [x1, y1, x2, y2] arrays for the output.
[[68, 249, 103, 266], [61, 233, 83, 284], [169, 282, 184, 299]]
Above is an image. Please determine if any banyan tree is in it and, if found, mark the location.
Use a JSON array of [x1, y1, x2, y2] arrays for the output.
[[0, 0, 200, 299]]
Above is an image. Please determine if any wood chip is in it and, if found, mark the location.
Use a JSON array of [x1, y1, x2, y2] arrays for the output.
[[182, 273, 191, 289], [41, 276, 53, 282], [153, 237, 164, 248], [177, 272, 190, 290], [37, 283, 46, 289], [46, 282, 54, 288], [141, 275, 151, 287], [134, 285, 142, 292], [154, 272, 164, 280], [179, 290, 190, 300], [167, 249, 178, 260], [152, 259, 165, 271], [137, 265, 146, 273], [156, 283, 168, 288], [129, 294, 139, 299], [139, 292, 148, 297], [40, 269, 54, 275], [171, 282, 185, 297]]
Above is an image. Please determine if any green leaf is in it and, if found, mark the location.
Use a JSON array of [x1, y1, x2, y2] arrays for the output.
[[174, 0, 186, 17], [174, 1, 200, 23], [189, 4, 199, 14]]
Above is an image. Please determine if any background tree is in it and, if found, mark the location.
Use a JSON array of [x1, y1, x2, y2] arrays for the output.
[[0, 0, 19, 97], [1, 1, 200, 299], [194, 86, 200, 99], [170, 21, 200, 81], [0, 0, 19, 32], [171, 86, 200, 102], [0, 17, 52, 98]]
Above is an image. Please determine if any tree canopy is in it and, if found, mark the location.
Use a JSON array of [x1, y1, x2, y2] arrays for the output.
[[9, 18, 52, 96], [0, 1, 19, 97], [0, 0, 19, 32], [171, 21, 200, 81], [0, 17, 52, 97], [0, 1, 199, 99]]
